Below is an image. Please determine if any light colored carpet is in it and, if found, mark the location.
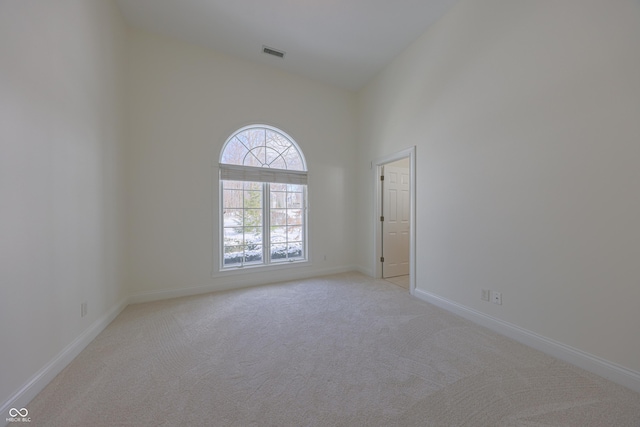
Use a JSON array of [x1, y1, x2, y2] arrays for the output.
[[27, 272, 640, 426]]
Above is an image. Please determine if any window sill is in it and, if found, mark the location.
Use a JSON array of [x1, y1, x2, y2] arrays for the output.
[[213, 259, 310, 277]]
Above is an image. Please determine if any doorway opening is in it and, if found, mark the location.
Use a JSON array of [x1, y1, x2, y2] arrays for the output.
[[373, 147, 416, 294]]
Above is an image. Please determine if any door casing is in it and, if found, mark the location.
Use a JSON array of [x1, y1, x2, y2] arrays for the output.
[[373, 146, 416, 294]]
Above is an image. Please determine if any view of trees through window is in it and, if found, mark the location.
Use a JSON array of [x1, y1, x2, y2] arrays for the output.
[[220, 126, 307, 268], [221, 127, 305, 170]]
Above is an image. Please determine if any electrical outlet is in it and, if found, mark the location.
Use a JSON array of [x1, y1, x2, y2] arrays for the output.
[[481, 289, 490, 301], [492, 291, 502, 305], [81, 302, 88, 317]]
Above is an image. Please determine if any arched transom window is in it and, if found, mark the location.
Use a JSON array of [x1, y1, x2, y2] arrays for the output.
[[219, 125, 308, 269]]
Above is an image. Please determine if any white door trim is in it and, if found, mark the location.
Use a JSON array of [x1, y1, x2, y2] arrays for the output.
[[373, 146, 416, 294]]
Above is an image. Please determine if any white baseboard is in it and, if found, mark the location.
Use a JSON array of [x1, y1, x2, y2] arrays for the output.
[[1, 298, 128, 424], [413, 288, 640, 394]]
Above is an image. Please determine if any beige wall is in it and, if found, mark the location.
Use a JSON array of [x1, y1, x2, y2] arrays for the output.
[[357, 0, 640, 373], [125, 29, 358, 298], [0, 0, 128, 406]]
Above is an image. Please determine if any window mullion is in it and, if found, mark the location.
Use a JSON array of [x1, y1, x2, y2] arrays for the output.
[[264, 182, 271, 264], [220, 180, 225, 270], [304, 186, 308, 260], [285, 185, 290, 261], [241, 182, 246, 268]]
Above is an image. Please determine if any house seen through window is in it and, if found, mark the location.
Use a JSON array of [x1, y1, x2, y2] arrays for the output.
[[219, 125, 308, 269]]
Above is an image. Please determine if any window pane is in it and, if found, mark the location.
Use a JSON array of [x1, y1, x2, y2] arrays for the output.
[[223, 189, 243, 209], [223, 209, 243, 227], [243, 209, 262, 227], [283, 149, 304, 171], [223, 180, 243, 190], [224, 246, 244, 266], [244, 182, 262, 191], [244, 190, 262, 208], [244, 227, 262, 247], [271, 191, 286, 209], [287, 209, 303, 225], [288, 242, 303, 259], [223, 227, 243, 246], [244, 128, 265, 150], [270, 183, 287, 191], [266, 130, 290, 151], [270, 244, 303, 263], [270, 226, 286, 243], [287, 226, 302, 241], [245, 154, 263, 167], [265, 147, 281, 166], [287, 192, 303, 209], [233, 132, 250, 148], [220, 140, 248, 165], [270, 243, 288, 261], [287, 184, 303, 193], [270, 209, 287, 226], [244, 245, 263, 264], [247, 147, 267, 167], [269, 156, 286, 170]]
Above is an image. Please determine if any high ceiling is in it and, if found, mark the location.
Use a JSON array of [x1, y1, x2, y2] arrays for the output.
[[115, 0, 459, 91]]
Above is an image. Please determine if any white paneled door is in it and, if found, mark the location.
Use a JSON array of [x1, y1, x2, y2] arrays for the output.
[[382, 165, 410, 278]]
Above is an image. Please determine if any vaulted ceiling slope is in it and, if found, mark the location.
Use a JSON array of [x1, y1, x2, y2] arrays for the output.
[[115, 0, 459, 91]]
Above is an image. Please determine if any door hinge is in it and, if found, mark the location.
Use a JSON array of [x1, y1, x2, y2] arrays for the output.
[[380, 216, 384, 222], [380, 175, 384, 181], [380, 256, 384, 262]]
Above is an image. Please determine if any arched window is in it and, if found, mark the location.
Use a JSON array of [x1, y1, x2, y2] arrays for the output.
[[219, 125, 308, 269]]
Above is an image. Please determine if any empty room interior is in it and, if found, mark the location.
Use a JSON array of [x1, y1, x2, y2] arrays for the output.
[[2, 0, 640, 425]]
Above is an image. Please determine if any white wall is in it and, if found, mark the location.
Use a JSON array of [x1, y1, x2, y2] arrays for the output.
[[0, 0, 128, 410], [126, 30, 357, 299], [3, 0, 639, 411], [357, 0, 640, 374]]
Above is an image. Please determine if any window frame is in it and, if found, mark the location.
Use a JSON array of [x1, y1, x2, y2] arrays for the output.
[[218, 125, 309, 272]]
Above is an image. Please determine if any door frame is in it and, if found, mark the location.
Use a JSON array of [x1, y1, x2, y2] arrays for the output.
[[373, 146, 416, 294]]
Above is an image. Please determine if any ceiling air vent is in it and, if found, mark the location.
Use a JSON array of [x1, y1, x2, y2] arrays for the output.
[[262, 45, 285, 59]]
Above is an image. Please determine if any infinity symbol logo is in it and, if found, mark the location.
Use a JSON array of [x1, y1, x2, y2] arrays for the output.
[[9, 408, 28, 417]]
